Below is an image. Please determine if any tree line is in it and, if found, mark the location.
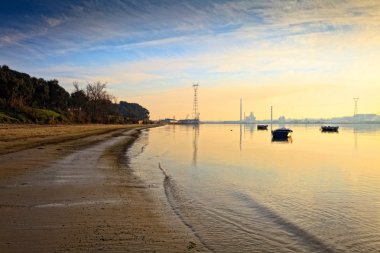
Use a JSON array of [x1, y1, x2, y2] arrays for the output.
[[0, 65, 149, 124]]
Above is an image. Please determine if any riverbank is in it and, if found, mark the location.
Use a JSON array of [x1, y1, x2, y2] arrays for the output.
[[0, 124, 206, 252]]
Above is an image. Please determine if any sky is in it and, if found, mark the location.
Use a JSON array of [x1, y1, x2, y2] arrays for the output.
[[1, 0, 380, 120]]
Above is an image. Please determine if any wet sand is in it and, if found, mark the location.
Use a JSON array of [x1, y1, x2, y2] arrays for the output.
[[0, 124, 134, 156], [0, 125, 207, 252]]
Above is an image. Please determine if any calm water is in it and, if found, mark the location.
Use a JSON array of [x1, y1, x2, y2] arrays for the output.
[[127, 124, 380, 252]]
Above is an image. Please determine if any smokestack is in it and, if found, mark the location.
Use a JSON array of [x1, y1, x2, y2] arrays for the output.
[[240, 98, 242, 123], [271, 106, 273, 131]]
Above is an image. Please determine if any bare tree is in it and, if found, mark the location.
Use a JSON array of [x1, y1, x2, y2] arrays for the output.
[[73, 81, 80, 92], [86, 81, 108, 101]]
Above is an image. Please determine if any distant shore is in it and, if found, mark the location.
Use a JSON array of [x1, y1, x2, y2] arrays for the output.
[[0, 124, 206, 252], [200, 121, 380, 124]]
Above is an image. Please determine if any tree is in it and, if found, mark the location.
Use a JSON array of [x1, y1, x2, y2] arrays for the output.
[[119, 101, 150, 122], [33, 78, 49, 107], [0, 66, 151, 124], [69, 82, 88, 110], [84, 81, 119, 123], [47, 80, 70, 110], [86, 81, 109, 101]]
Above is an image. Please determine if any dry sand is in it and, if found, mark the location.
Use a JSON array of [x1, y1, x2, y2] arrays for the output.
[[0, 124, 208, 252]]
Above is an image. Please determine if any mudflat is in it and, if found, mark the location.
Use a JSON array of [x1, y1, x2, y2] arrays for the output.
[[0, 124, 206, 252]]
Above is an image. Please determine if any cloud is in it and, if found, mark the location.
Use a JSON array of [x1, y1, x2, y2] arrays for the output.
[[44, 15, 68, 27], [2, 0, 380, 56], [1, 0, 380, 119]]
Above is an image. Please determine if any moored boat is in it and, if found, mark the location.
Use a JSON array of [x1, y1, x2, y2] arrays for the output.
[[272, 128, 293, 139], [257, 124, 268, 130], [321, 126, 339, 132]]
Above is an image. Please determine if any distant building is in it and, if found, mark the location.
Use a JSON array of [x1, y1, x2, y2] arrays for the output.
[[279, 116, 286, 123], [244, 112, 256, 123], [159, 118, 177, 124]]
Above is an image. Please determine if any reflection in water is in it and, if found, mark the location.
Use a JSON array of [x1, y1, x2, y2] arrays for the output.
[[244, 124, 255, 135], [192, 125, 199, 167], [340, 124, 380, 150], [130, 124, 380, 253], [239, 124, 242, 151], [342, 123, 380, 133], [320, 131, 339, 134], [240, 124, 256, 151], [272, 136, 293, 143]]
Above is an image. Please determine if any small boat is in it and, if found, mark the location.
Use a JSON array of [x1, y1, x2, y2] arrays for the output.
[[272, 128, 293, 139], [257, 124, 268, 130], [321, 126, 339, 132]]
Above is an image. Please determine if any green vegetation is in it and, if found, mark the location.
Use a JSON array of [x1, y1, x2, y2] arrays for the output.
[[0, 112, 19, 123], [27, 108, 66, 124], [0, 65, 150, 124], [0, 108, 65, 124]]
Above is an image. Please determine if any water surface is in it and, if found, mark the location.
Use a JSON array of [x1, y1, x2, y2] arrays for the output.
[[128, 124, 380, 252]]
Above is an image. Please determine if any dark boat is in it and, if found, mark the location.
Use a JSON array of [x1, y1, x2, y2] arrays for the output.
[[257, 124, 268, 130], [272, 128, 293, 140], [321, 126, 339, 132]]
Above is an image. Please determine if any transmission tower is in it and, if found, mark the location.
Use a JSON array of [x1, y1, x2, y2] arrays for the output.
[[193, 83, 199, 120], [240, 98, 243, 123], [353, 97, 359, 116]]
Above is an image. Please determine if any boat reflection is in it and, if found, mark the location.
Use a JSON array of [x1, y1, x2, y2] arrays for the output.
[[272, 136, 293, 143]]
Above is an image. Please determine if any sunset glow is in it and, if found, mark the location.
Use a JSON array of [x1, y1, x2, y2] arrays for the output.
[[1, 0, 379, 120]]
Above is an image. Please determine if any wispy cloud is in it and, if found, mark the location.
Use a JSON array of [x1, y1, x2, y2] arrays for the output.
[[1, 0, 380, 119], [44, 15, 68, 27]]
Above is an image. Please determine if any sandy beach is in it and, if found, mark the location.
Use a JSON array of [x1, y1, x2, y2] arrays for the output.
[[0, 124, 207, 252]]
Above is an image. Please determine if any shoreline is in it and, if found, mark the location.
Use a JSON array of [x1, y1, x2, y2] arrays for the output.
[[0, 124, 142, 156], [0, 124, 207, 252]]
